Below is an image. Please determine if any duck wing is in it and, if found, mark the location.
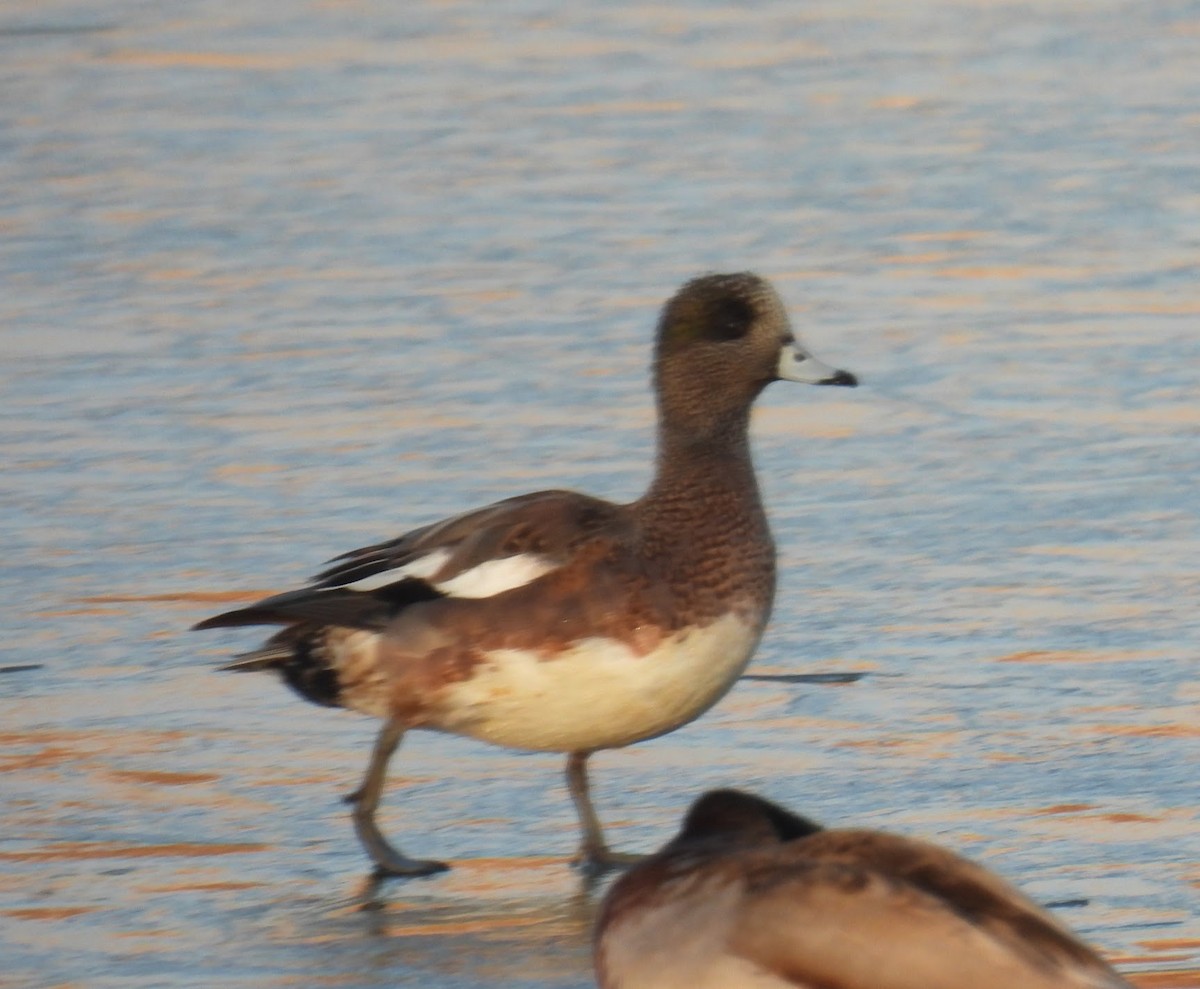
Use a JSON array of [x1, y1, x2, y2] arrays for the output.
[[727, 835, 1130, 989], [194, 489, 629, 631]]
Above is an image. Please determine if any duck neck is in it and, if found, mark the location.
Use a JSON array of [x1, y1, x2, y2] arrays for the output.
[[637, 412, 776, 623], [642, 409, 766, 531]]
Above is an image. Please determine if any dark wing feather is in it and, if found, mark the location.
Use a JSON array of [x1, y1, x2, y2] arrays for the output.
[[192, 578, 443, 633]]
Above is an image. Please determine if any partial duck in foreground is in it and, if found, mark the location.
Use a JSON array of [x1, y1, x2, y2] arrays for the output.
[[596, 789, 1133, 989], [194, 273, 857, 878]]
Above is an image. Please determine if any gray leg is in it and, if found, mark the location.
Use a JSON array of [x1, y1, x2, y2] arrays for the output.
[[565, 751, 642, 875], [346, 720, 448, 878]]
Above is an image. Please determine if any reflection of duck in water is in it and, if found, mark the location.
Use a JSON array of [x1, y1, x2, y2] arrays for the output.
[[596, 790, 1133, 989], [194, 273, 857, 877]]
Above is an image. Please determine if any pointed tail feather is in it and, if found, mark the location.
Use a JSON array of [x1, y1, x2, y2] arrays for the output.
[[218, 645, 291, 673], [193, 579, 442, 633], [195, 608, 291, 631]]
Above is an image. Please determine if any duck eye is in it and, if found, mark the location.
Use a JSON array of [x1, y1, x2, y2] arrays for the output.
[[709, 297, 754, 341]]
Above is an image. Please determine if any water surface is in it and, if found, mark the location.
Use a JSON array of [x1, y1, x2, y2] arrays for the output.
[[2, 1, 1198, 986]]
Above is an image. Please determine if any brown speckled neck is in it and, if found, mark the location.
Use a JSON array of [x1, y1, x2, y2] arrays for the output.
[[636, 408, 776, 625], [643, 409, 761, 522]]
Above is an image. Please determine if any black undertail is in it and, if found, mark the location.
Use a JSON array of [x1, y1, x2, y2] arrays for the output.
[[221, 625, 344, 708], [200, 577, 446, 709]]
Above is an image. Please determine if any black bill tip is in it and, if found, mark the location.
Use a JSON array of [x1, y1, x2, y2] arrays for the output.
[[819, 368, 858, 387]]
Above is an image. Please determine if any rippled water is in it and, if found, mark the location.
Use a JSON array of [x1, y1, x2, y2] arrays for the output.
[[2, 1, 1198, 987]]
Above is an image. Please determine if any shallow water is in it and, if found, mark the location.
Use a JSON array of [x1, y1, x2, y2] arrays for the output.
[[2, 1, 1198, 986]]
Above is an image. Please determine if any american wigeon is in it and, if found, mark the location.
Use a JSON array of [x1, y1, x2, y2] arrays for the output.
[[595, 790, 1133, 989], [194, 273, 857, 877]]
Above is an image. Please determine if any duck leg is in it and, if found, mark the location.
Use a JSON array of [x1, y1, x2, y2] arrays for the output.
[[565, 751, 642, 875], [346, 719, 449, 878]]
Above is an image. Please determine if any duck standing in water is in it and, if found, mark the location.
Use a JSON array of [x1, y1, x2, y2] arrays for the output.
[[195, 273, 857, 877], [596, 790, 1134, 989]]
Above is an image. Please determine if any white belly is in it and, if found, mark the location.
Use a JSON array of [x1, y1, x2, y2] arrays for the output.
[[431, 611, 764, 752]]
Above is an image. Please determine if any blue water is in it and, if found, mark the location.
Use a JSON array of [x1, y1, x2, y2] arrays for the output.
[[2, 1, 1198, 986]]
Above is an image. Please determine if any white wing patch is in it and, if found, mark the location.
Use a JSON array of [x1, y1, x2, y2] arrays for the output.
[[433, 554, 557, 598], [339, 548, 452, 592], [339, 549, 555, 599]]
